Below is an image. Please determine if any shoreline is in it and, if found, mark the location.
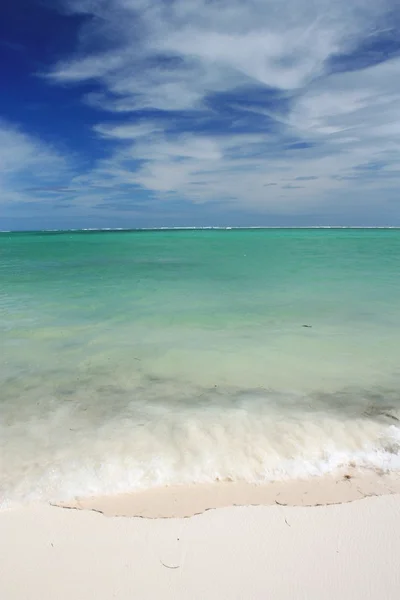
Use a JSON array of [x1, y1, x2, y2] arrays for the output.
[[56, 468, 400, 518]]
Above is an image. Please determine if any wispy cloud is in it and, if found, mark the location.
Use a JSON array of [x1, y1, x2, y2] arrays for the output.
[[50, 0, 391, 98], [0, 121, 70, 206], [39, 0, 400, 221]]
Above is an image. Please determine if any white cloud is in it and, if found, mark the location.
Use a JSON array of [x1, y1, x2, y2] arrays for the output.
[[49, 0, 391, 108], [93, 122, 162, 140], [41, 0, 400, 221], [291, 57, 400, 136], [0, 121, 70, 206]]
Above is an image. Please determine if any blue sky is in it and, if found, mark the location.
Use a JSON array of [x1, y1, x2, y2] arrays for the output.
[[1, 0, 400, 229]]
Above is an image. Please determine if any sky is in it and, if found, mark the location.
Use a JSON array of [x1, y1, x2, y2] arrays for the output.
[[1, 0, 400, 230]]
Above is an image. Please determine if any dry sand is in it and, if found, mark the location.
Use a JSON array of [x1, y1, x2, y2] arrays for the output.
[[1, 473, 400, 599]]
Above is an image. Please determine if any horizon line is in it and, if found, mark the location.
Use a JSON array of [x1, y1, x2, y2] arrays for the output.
[[2, 226, 400, 234]]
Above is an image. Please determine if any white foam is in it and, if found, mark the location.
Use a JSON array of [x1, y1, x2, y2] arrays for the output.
[[1, 382, 400, 509]]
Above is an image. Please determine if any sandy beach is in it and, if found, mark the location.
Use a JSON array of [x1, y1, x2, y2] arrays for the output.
[[1, 475, 400, 599], [3, 0, 400, 592]]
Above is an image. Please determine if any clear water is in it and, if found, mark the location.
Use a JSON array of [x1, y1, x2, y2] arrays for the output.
[[1, 229, 400, 507]]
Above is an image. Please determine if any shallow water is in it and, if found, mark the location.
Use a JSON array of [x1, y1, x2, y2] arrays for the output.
[[1, 229, 400, 507]]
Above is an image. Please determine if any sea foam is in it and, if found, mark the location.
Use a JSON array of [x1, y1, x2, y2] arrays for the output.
[[2, 379, 400, 509]]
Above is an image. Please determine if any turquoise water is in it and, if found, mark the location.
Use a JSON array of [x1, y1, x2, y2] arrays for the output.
[[1, 229, 400, 507]]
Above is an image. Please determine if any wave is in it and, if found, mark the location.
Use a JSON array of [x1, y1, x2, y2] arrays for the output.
[[1, 382, 400, 509]]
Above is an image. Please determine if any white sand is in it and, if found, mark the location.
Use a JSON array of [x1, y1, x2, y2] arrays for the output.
[[1, 493, 400, 599], [59, 469, 400, 517]]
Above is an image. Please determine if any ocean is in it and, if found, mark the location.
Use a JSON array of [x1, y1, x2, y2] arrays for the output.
[[1, 228, 400, 508]]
